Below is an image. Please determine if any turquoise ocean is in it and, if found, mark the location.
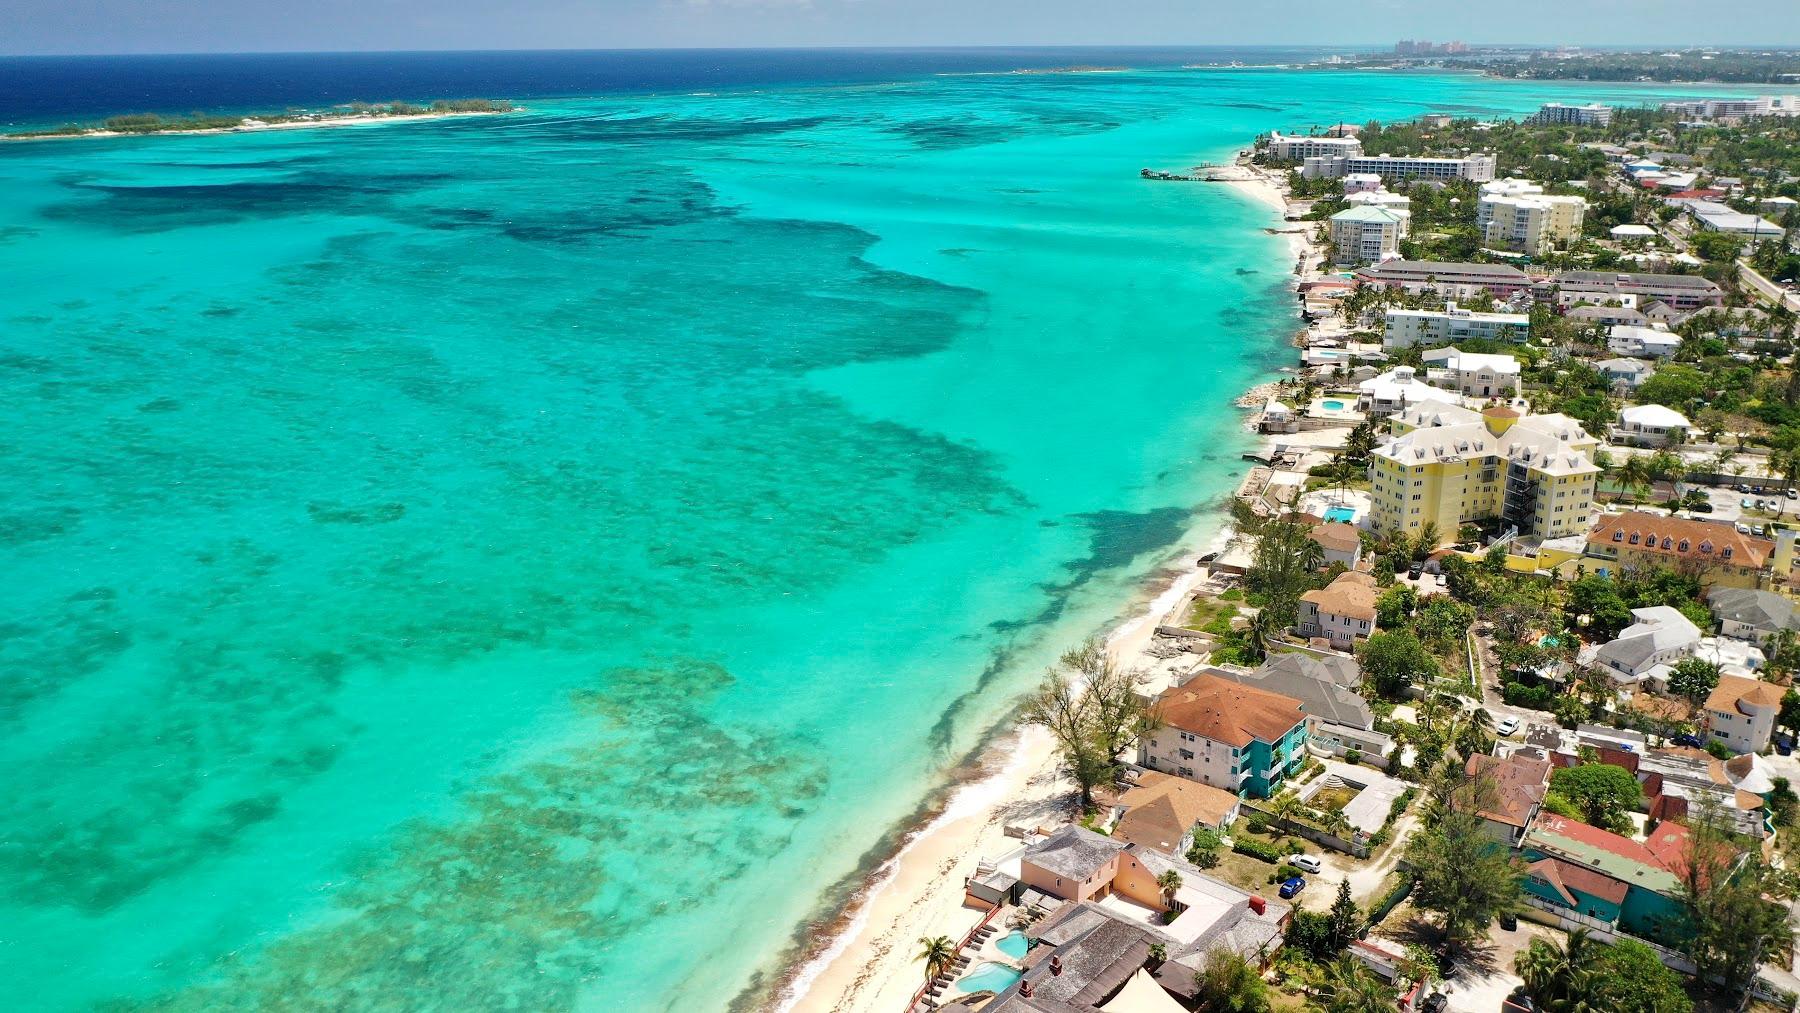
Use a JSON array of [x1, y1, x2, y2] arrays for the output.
[[0, 58, 1749, 1010]]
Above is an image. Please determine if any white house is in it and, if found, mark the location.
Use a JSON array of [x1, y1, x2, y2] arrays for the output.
[[1342, 173, 1384, 193], [1610, 224, 1658, 241], [1704, 675, 1782, 755], [1595, 357, 1655, 390], [1356, 365, 1460, 416], [1577, 605, 1701, 690], [1614, 404, 1691, 448], [1296, 571, 1380, 651], [1607, 325, 1682, 360], [1421, 347, 1522, 399]]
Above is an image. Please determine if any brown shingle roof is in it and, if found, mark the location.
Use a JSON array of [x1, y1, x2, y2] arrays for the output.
[[1300, 571, 1379, 622], [1466, 753, 1551, 828], [1589, 511, 1774, 569], [1113, 772, 1240, 852], [1309, 522, 1362, 553], [1706, 673, 1784, 715], [1155, 674, 1306, 748], [1526, 856, 1629, 906]]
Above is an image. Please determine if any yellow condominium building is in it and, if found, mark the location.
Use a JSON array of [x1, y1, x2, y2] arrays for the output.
[[1368, 404, 1599, 546]]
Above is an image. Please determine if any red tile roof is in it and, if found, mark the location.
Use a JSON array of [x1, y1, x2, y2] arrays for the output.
[[1533, 814, 1670, 870], [1155, 674, 1306, 748], [1589, 511, 1774, 569], [1527, 856, 1630, 907], [1467, 753, 1551, 828]]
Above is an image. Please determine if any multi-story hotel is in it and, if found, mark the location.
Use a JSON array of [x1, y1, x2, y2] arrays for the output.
[[1328, 205, 1409, 265], [1383, 301, 1529, 349], [1354, 259, 1532, 300], [1301, 151, 1497, 182], [1532, 102, 1614, 127], [1366, 404, 1599, 545], [1548, 270, 1725, 312], [1266, 131, 1364, 161], [1477, 190, 1587, 255]]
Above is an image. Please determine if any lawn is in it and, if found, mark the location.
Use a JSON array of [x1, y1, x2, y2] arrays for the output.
[[1179, 595, 1241, 634], [1308, 785, 1360, 813]]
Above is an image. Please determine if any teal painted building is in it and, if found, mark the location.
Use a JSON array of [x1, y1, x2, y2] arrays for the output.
[[1142, 673, 1310, 800], [1520, 816, 1690, 947]]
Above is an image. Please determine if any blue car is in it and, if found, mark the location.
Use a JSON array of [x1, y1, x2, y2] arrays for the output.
[[1673, 733, 1704, 748], [1278, 876, 1306, 899]]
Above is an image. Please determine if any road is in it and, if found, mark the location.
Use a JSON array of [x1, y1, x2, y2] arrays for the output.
[[1739, 259, 1800, 312]]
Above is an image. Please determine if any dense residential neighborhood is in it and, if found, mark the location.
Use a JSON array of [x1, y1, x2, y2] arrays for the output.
[[913, 87, 1800, 1013]]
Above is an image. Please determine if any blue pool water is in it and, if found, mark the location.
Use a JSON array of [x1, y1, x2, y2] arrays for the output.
[[1325, 506, 1357, 524], [958, 961, 1024, 994], [1322, 399, 1347, 411], [997, 929, 1031, 959]]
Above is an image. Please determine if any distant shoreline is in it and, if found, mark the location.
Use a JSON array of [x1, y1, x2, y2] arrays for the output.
[[2, 101, 515, 142]]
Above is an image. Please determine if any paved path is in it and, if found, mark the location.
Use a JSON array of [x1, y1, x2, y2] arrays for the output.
[[1740, 260, 1800, 312], [1295, 799, 1423, 914]]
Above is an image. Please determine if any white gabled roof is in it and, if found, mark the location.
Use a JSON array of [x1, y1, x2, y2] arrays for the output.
[[1421, 347, 1521, 375]]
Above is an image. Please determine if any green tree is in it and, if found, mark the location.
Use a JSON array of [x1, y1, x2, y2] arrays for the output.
[[1157, 869, 1183, 909], [1358, 630, 1439, 698], [1514, 928, 1603, 1013], [1590, 938, 1693, 1013], [1327, 878, 1362, 951], [1674, 801, 1790, 1004], [1376, 583, 1418, 628], [1022, 638, 1161, 807], [1187, 827, 1223, 869], [1403, 768, 1525, 949], [1549, 763, 1644, 833], [1668, 656, 1721, 705], [1316, 957, 1399, 1013], [1193, 950, 1272, 1013], [916, 935, 957, 981]]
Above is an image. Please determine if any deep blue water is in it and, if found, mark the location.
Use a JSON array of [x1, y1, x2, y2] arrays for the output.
[[0, 47, 1346, 128]]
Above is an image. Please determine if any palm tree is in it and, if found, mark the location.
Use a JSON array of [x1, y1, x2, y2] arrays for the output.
[[917, 935, 957, 982], [1157, 869, 1183, 910], [1412, 521, 1441, 559], [1318, 957, 1400, 1013], [1514, 928, 1603, 1013], [1269, 790, 1304, 836], [1193, 950, 1272, 1013], [1245, 608, 1277, 663], [1301, 537, 1327, 573], [1617, 454, 1650, 503]]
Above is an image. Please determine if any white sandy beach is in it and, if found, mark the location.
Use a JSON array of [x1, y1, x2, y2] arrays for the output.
[[1, 108, 512, 143], [777, 153, 1323, 1013]]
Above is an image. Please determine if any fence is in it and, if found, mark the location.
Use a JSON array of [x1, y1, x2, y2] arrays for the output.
[[905, 901, 1002, 1013], [1238, 799, 1370, 859]]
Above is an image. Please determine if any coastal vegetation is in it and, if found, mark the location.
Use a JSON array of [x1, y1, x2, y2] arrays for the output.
[[1021, 638, 1161, 808], [1479, 50, 1800, 85], [6, 98, 515, 139]]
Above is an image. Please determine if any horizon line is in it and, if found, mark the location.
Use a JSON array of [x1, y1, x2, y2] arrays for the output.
[[6, 42, 1800, 60]]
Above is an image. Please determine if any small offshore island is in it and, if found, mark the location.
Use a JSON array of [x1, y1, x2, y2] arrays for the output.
[[2, 98, 516, 141]]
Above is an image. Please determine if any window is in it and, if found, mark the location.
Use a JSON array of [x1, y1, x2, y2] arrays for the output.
[[1629, 533, 1640, 545], [1679, 540, 1689, 552], [1612, 530, 1624, 542]]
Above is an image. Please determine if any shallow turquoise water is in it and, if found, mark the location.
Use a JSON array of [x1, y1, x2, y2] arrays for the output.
[[0, 68, 1742, 1010]]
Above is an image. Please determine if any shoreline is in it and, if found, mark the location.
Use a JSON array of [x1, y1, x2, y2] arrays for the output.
[[0, 108, 513, 143], [773, 144, 1321, 1013]]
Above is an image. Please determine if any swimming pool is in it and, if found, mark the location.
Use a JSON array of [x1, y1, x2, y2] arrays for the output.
[[1322, 399, 1347, 411], [1324, 505, 1357, 524], [956, 962, 1024, 995], [996, 929, 1031, 959]]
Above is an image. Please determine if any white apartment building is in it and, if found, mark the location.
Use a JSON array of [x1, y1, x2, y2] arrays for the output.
[[1533, 102, 1614, 127], [1663, 96, 1800, 120], [1421, 347, 1522, 399], [1268, 131, 1364, 161], [1607, 324, 1681, 360], [1477, 191, 1587, 255], [1342, 172, 1384, 193], [1704, 675, 1782, 755], [1346, 189, 1411, 211], [1383, 301, 1529, 349], [1302, 151, 1497, 182], [1328, 205, 1409, 265], [1357, 365, 1461, 416], [1685, 200, 1787, 244], [1614, 404, 1691, 448]]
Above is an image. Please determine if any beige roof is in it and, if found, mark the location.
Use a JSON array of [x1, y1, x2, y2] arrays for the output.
[[1113, 772, 1240, 850], [1155, 674, 1306, 748], [1706, 673, 1784, 716], [1101, 969, 1189, 1013], [1375, 409, 1598, 477], [1300, 571, 1379, 622], [1309, 522, 1362, 553], [1466, 753, 1550, 828]]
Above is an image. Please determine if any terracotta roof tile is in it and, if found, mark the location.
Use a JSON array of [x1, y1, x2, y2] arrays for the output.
[[1589, 511, 1773, 569], [1300, 571, 1379, 622], [1155, 674, 1306, 748], [1706, 674, 1784, 716]]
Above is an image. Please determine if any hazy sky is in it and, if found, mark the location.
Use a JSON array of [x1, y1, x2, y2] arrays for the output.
[[3, 0, 1798, 56]]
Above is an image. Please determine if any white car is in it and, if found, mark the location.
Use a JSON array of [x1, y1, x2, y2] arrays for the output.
[[1497, 717, 1521, 736], [1292, 854, 1324, 874]]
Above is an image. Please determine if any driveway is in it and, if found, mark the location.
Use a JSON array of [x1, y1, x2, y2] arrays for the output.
[[1294, 798, 1424, 915], [1438, 919, 1558, 1012]]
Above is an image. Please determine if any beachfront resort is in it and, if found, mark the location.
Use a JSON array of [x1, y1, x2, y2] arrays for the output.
[[898, 91, 1800, 1013]]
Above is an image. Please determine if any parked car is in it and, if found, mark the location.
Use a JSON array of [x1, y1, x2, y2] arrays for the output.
[[1278, 876, 1306, 899], [1498, 911, 1517, 931], [1292, 854, 1323, 874], [1736, 483, 1752, 493], [1778, 734, 1794, 756], [1787, 489, 1797, 501], [1690, 501, 1714, 513], [1408, 561, 1423, 579], [1673, 732, 1704, 748], [1497, 716, 1521, 736], [1421, 994, 1448, 1013]]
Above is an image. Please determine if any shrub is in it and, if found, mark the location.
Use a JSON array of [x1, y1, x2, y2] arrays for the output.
[[1246, 814, 1269, 835], [1705, 739, 1735, 760], [1275, 863, 1303, 881], [1234, 836, 1285, 863], [1344, 749, 1361, 765], [1284, 839, 1305, 855]]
